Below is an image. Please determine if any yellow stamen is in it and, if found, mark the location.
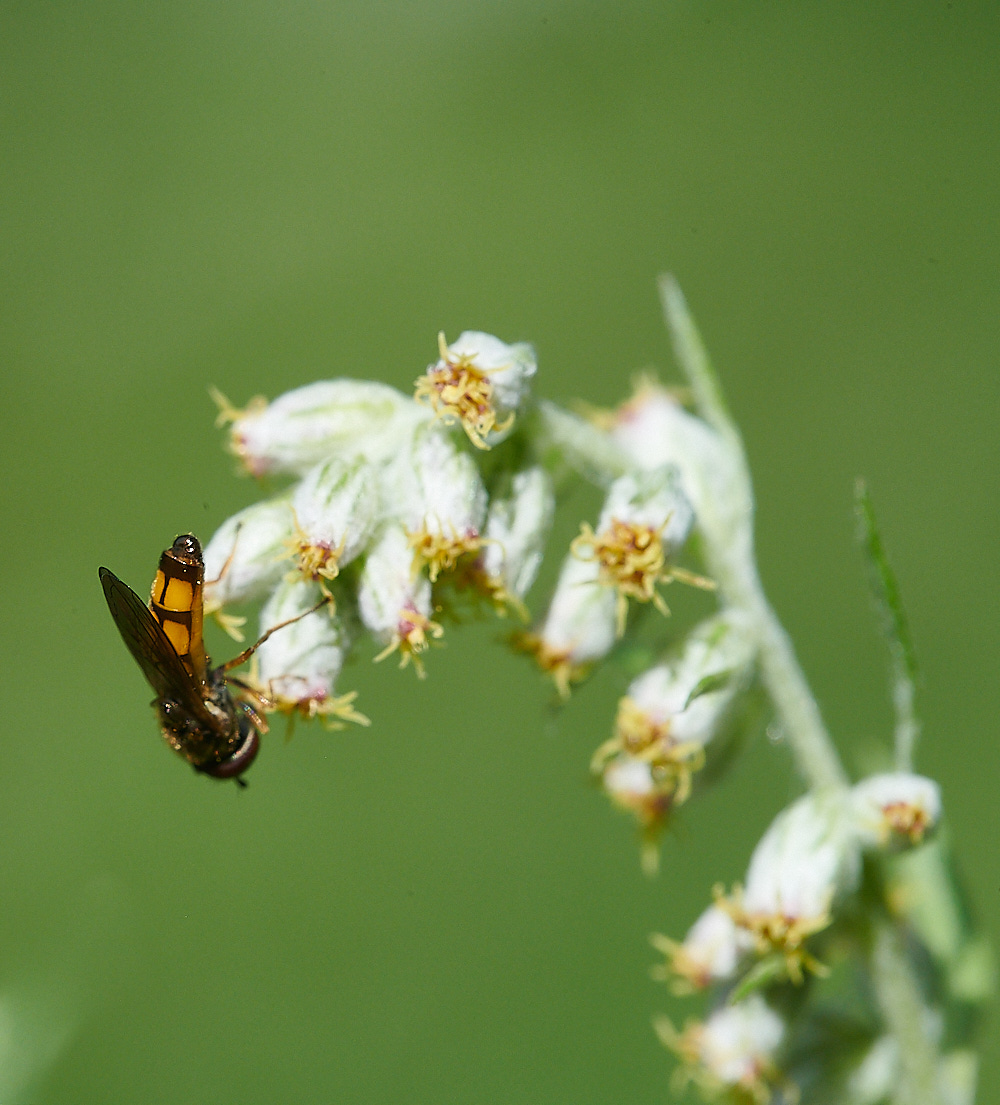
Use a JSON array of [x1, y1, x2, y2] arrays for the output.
[[650, 933, 712, 995], [882, 801, 931, 844], [373, 606, 444, 678], [714, 884, 832, 984], [208, 386, 270, 474], [512, 631, 587, 699], [592, 697, 706, 806], [407, 523, 483, 583], [203, 599, 248, 643], [412, 331, 514, 450], [269, 688, 371, 730], [571, 518, 715, 636]]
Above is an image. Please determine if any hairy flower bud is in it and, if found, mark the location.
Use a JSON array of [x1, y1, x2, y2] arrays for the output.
[[203, 498, 296, 634], [289, 458, 378, 583], [657, 995, 788, 1102], [357, 525, 443, 676], [572, 467, 711, 635], [385, 425, 488, 582], [214, 380, 430, 478], [603, 379, 750, 560], [851, 772, 941, 849], [651, 904, 754, 993], [256, 578, 367, 726], [473, 466, 555, 612], [594, 611, 756, 805], [521, 552, 617, 698], [724, 792, 861, 981], [414, 331, 536, 449]]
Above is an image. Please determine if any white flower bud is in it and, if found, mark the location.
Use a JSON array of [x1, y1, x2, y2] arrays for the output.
[[357, 525, 442, 675], [658, 995, 787, 1101], [851, 772, 941, 849], [203, 498, 295, 609], [602, 756, 660, 815], [524, 552, 617, 697], [477, 466, 555, 608], [622, 610, 756, 751], [729, 792, 861, 980], [596, 466, 694, 553], [605, 380, 750, 557], [743, 792, 859, 921], [652, 904, 754, 993], [697, 996, 786, 1092], [289, 458, 378, 582], [384, 424, 488, 582], [216, 380, 430, 478], [415, 331, 536, 449], [572, 467, 712, 635], [256, 579, 365, 725]]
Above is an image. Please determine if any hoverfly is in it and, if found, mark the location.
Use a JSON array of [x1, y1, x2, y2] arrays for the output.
[[99, 533, 323, 786]]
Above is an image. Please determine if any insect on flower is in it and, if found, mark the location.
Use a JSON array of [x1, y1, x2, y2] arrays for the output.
[[99, 534, 328, 786]]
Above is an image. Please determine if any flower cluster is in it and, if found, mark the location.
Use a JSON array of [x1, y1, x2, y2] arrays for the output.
[[201, 288, 979, 1104], [651, 776, 942, 1099], [207, 332, 544, 715]]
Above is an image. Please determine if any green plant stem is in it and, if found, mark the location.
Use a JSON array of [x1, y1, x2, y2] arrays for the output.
[[658, 274, 847, 792], [872, 920, 943, 1105], [659, 274, 948, 1102]]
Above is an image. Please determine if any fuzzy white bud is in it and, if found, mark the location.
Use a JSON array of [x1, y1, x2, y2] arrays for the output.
[[221, 380, 430, 478], [624, 611, 756, 749], [697, 996, 786, 1091], [256, 579, 354, 719], [606, 381, 749, 558], [203, 498, 295, 609], [357, 525, 442, 674], [290, 458, 379, 581], [531, 552, 617, 694], [658, 904, 754, 991], [851, 772, 942, 849], [742, 792, 860, 930], [596, 466, 694, 554], [478, 466, 555, 603], [416, 331, 536, 449], [384, 425, 488, 582]]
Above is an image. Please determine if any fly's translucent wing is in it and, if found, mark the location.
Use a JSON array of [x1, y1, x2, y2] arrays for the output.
[[99, 566, 211, 721]]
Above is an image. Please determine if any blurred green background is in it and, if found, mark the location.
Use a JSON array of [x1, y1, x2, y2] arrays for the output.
[[2, 2, 998, 1101]]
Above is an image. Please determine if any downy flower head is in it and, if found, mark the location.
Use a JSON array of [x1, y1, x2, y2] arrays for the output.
[[594, 611, 756, 805], [472, 466, 555, 614], [289, 457, 378, 584], [722, 792, 861, 982], [651, 903, 755, 994], [851, 772, 941, 849], [601, 378, 749, 559], [256, 578, 368, 726], [414, 331, 537, 449], [657, 994, 788, 1104], [602, 756, 665, 825], [571, 466, 711, 636], [357, 525, 443, 676], [520, 551, 617, 698], [213, 379, 430, 478], [203, 497, 296, 637], [385, 424, 488, 583]]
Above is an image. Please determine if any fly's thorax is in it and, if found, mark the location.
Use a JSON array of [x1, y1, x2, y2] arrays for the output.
[[150, 534, 208, 683], [156, 680, 243, 770]]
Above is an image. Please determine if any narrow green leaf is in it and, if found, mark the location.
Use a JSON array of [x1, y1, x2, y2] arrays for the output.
[[854, 479, 920, 770], [728, 954, 788, 1003], [683, 669, 733, 710]]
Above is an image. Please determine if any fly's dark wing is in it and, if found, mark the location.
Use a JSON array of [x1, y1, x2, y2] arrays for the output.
[[99, 566, 211, 720]]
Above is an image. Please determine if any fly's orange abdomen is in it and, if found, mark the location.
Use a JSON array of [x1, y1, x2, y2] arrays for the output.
[[149, 534, 208, 684]]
